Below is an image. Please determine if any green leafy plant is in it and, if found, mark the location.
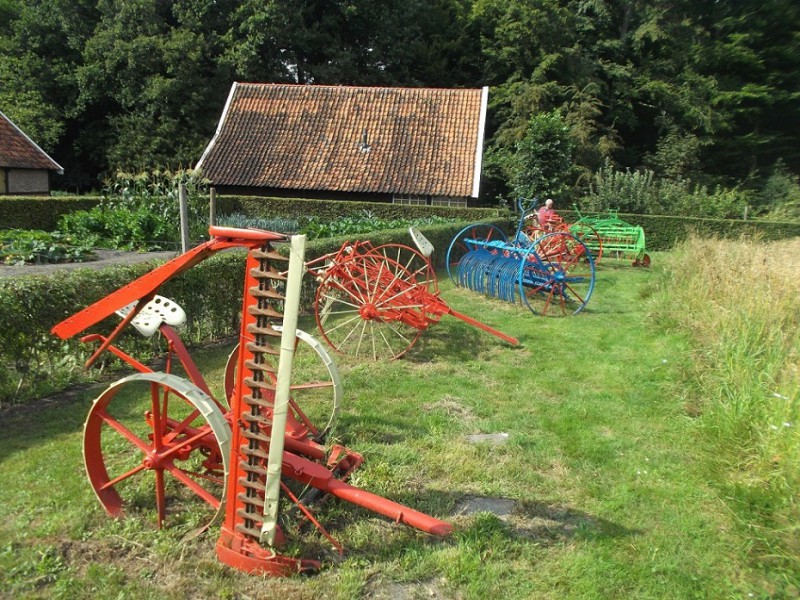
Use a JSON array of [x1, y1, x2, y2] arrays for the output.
[[299, 212, 453, 240], [216, 213, 299, 233], [58, 169, 210, 251], [582, 162, 750, 218], [510, 110, 575, 201], [0, 229, 96, 265]]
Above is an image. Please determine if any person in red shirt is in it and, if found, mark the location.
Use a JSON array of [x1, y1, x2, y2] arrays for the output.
[[537, 198, 556, 229]]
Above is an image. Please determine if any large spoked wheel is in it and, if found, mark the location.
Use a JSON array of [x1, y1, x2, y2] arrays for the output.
[[315, 254, 424, 360], [517, 232, 595, 317], [370, 243, 437, 295], [222, 327, 342, 443], [446, 224, 508, 285], [83, 373, 231, 531]]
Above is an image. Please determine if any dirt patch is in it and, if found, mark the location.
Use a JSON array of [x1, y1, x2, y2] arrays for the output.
[[0, 249, 177, 278]]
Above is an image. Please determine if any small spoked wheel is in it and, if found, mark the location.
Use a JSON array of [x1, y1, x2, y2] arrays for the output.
[[83, 373, 230, 531], [315, 253, 424, 360], [446, 224, 508, 285], [632, 253, 651, 268], [517, 232, 596, 317], [222, 327, 342, 443]]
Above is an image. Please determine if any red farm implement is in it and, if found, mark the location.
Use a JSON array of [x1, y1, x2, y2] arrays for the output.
[[51, 226, 452, 576], [305, 229, 518, 360]]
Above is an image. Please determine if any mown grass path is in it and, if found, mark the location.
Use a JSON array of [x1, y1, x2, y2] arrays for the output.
[[0, 258, 755, 599]]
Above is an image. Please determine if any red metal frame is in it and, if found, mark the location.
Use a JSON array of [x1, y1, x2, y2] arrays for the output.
[[51, 226, 452, 577], [307, 240, 518, 359]]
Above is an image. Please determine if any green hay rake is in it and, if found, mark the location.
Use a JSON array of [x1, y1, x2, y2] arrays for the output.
[[570, 209, 651, 267]]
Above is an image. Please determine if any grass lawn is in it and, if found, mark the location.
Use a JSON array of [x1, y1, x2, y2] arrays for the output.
[[0, 256, 765, 599]]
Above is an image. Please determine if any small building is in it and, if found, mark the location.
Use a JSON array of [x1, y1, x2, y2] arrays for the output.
[[0, 110, 63, 195], [196, 83, 488, 207]]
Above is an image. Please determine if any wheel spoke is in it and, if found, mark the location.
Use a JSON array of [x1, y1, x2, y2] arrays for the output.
[[85, 375, 229, 530], [99, 463, 148, 490], [97, 409, 153, 456], [165, 464, 222, 508]]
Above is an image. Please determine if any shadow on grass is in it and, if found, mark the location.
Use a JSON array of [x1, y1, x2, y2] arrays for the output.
[[0, 381, 101, 464], [406, 317, 528, 364], [304, 487, 639, 564]]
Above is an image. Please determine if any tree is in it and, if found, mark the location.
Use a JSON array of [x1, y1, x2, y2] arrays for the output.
[[74, 0, 237, 174], [510, 111, 575, 201]]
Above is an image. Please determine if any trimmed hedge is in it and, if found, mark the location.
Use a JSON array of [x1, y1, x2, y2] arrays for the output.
[[0, 196, 102, 231], [217, 195, 506, 222], [558, 210, 800, 251], [0, 219, 504, 405]]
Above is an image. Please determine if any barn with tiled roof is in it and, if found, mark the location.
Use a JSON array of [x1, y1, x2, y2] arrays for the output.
[[0, 110, 63, 195], [196, 83, 488, 207]]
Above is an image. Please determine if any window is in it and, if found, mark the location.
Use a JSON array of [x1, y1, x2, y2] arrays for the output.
[[393, 195, 468, 207], [392, 194, 428, 206], [431, 196, 468, 207]]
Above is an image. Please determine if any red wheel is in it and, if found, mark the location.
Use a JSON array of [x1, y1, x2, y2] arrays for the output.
[[370, 243, 437, 295], [314, 253, 424, 360], [570, 224, 603, 264], [83, 373, 230, 531]]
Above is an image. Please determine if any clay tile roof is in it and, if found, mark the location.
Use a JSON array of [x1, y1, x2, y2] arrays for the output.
[[0, 111, 63, 172], [197, 83, 487, 198]]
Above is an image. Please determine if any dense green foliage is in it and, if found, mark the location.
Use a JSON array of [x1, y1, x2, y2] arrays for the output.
[[300, 214, 453, 240], [57, 169, 210, 250], [0, 229, 95, 265], [1, 0, 798, 214], [0, 196, 101, 231], [219, 195, 507, 223]]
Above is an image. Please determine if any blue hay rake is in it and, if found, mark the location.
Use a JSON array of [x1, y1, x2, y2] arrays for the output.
[[446, 200, 596, 317]]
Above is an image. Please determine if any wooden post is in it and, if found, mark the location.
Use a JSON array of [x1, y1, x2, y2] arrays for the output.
[[743, 205, 749, 221], [179, 183, 190, 253], [209, 187, 217, 226]]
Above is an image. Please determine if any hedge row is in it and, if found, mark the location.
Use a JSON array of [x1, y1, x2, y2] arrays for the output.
[[0, 219, 503, 405], [6, 194, 798, 251], [558, 210, 800, 251], [0, 196, 102, 231], [217, 194, 506, 222], [0, 193, 503, 232]]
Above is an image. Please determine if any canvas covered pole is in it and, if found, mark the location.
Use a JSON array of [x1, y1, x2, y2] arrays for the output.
[[260, 234, 306, 546]]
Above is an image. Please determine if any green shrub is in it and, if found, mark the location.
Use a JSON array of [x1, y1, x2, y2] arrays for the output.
[[510, 110, 575, 200], [58, 169, 210, 250], [300, 213, 453, 239], [760, 159, 800, 221], [215, 195, 505, 223], [0, 229, 96, 264], [581, 163, 750, 219], [0, 196, 101, 231], [216, 213, 299, 233]]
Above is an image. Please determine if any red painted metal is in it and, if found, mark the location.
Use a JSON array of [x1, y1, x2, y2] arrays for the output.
[[51, 227, 453, 577], [307, 239, 519, 360]]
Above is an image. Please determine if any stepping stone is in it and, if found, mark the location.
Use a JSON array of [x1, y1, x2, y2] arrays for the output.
[[455, 496, 516, 520], [466, 432, 510, 445]]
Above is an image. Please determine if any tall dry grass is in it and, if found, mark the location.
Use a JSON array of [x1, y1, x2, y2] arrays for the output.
[[655, 234, 800, 585]]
